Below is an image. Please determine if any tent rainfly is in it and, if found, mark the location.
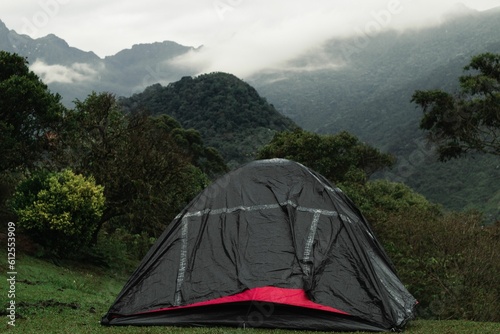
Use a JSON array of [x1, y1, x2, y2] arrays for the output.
[[102, 159, 417, 331]]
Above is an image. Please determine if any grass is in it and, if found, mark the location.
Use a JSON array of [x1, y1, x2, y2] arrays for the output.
[[1, 249, 500, 334]]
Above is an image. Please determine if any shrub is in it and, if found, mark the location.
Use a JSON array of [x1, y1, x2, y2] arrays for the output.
[[342, 179, 442, 223], [344, 179, 499, 321], [83, 228, 157, 271], [378, 210, 500, 321], [9, 169, 105, 256]]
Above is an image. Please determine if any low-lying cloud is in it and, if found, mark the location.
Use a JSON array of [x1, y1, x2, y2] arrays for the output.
[[30, 60, 103, 84], [167, 0, 465, 78], [4, 0, 498, 80]]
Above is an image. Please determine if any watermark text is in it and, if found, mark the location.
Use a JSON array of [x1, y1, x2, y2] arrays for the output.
[[6, 221, 17, 327]]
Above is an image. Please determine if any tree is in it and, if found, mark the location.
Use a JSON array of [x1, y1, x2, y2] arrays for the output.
[[149, 114, 228, 177], [344, 179, 441, 224], [114, 113, 212, 235], [257, 129, 395, 185], [59, 92, 224, 237], [9, 169, 105, 255], [0, 51, 65, 172], [412, 52, 500, 160]]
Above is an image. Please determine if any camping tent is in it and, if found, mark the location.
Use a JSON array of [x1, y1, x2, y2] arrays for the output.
[[102, 159, 416, 331]]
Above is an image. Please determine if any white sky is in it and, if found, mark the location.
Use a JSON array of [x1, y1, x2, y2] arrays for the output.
[[2, 0, 499, 77]]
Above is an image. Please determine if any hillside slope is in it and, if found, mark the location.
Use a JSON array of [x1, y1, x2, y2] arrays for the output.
[[249, 8, 500, 219], [120, 72, 297, 167]]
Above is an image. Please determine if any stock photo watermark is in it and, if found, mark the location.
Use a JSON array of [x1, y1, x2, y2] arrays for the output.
[[6, 221, 17, 327], [384, 137, 438, 182], [339, 0, 403, 61], [20, 0, 71, 37], [237, 301, 275, 328], [220, 301, 274, 332], [213, 0, 245, 21]]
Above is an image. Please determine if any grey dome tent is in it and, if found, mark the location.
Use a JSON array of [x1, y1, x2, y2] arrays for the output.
[[102, 159, 416, 331]]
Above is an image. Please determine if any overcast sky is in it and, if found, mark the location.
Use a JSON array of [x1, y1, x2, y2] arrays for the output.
[[2, 0, 499, 77]]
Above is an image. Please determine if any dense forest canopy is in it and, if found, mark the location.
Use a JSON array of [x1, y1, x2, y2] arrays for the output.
[[258, 129, 395, 185], [120, 72, 297, 167], [248, 11, 500, 217]]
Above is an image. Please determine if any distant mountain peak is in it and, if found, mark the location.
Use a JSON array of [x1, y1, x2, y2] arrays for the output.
[[134, 40, 195, 52], [38, 33, 69, 46]]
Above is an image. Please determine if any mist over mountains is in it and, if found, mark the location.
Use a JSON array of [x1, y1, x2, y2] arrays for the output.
[[1, 5, 499, 219], [0, 19, 198, 105]]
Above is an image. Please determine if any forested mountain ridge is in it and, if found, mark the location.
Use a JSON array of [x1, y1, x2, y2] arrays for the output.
[[248, 7, 500, 219], [120, 72, 297, 167], [249, 7, 500, 144]]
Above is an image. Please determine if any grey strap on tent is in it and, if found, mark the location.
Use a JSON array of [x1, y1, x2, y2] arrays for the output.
[[174, 217, 189, 306], [173, 199, 344, 302]]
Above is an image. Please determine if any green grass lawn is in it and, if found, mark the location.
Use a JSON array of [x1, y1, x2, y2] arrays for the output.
[[2, 249, 500, 334]]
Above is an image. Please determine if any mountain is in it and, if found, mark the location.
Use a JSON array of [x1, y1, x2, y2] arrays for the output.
[[0, 19, 197, 105], [249, 7, 500, 142], [119, 72, 297, 167], [247, 7, 500, 220], [1, 7, 499, 218], [0, 20, 99, 64]]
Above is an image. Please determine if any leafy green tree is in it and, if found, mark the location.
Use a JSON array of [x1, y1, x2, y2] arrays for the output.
[[257, 129, 395, 184], [9, 169, 105, 255], [0, 51, 65, 172], [59, 92, 223, 237], [149, 115, 228, 177], [343, 179, 441, 223], [115, 113, 212, 235], [412, 52, 500, 160]]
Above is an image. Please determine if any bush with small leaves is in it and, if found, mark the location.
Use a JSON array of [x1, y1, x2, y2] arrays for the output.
[[10, 169, 105, 256]]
